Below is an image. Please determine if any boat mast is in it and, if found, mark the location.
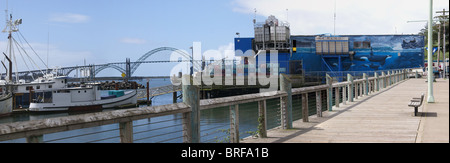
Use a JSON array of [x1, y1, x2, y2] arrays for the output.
[[3, 6, 12, 82], [8, 14, 12, 82], [2, 6, 22, 83]]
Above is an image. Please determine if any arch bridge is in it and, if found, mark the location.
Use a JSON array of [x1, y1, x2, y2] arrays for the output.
[[2, 47, 204, 79]]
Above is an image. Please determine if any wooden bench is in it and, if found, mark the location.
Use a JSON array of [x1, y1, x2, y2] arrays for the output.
[[408, 93, 424, 116]]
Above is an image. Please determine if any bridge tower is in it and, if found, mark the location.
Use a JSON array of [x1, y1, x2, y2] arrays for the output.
[[126, 58, 131, 81]]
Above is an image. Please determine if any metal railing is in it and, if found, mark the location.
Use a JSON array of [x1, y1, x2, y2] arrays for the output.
[[0, 69, 414, 143]]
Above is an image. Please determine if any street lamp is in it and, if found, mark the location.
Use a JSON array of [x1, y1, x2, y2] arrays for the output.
[[190, 46, 193, 76], [427, 0, 435, 103]]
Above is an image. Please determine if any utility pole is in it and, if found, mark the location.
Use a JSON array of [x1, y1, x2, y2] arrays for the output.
[[437, 21, 441, 76], [334, 0, 337, 36], [427, 0, 435, 103], [436, 9, 449, 79]]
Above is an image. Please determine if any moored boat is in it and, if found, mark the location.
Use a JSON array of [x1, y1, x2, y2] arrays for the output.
[[28, 84, 137, 112], [0, 92, 12, 117]]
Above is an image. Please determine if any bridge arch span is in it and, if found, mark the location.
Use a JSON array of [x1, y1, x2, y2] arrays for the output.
[[130, 47, 201, 75], [95, 64, 126, 76]]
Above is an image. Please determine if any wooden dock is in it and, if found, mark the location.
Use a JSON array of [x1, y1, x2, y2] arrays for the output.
[[4, 70, 447, 143], [243, 78, 434, 143], [136, 84, 181, 99]]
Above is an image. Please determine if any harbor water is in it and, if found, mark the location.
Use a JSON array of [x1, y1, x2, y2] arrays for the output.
[[0, 78, 326, 143]]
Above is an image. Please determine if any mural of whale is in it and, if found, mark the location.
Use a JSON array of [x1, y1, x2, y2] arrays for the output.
[[353, 48, 392, 65], [331, 62, 356, 71], [363, 63, 382, 70]]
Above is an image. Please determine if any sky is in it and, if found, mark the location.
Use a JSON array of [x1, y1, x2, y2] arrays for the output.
[[0, 0, 448, 77]]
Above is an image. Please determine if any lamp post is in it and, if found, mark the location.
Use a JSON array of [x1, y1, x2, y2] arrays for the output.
[[190, 46, 193, 76], [437, 21, 441, 78], [427, 0, 435, 103], [437, 9, 449, 79]]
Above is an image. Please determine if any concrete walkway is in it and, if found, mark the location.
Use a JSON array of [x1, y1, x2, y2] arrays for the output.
[[416, 79, 449, 143], [242, 78, 448, 143]]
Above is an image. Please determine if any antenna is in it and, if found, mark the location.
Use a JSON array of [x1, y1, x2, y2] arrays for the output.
[[47, 26, 50, 69], [333, 0, 337, 35], [4, 0, 8, 29], [286, 9, 289, 22], [253, 8, 257, 25]]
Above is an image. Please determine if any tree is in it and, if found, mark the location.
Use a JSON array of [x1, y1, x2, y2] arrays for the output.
[[419, 20, 449, 60]]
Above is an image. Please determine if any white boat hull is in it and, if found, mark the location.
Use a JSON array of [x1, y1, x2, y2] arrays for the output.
[[0, 93, 13, 116], [29, 90, 137, 112]]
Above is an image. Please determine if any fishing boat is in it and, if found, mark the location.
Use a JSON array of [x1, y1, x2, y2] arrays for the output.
[[1, 11, 138, 112], [0, 92, 12, 116], [28, 84, 137, 112], [1, 10, 70, 109]]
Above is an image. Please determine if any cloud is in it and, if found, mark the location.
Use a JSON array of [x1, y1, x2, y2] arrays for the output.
[[120, 38, 147, 44], [49, 13, 90, 23], [0, 41, 95, 72], [232, 0, 449, 35]]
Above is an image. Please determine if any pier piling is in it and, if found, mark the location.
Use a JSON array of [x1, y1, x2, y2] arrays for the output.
[[182, 75, 200, 143], [258, 100, 267, 138], [119, 121, 133, 143], [280, 74, 293, 129], [347, 74, 354, 102], [326, 74, 333, 111], [230, 105, 240, 143], [316, 91, 322, 117]]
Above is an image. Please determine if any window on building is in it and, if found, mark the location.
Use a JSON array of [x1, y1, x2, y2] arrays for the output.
[[354, 42, 362, 49], [354, 41, 371, 49], [363, 41, 371, 48], [289, 60, 303, 75]]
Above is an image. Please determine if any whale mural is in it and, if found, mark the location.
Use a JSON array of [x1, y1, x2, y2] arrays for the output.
[[290, 35, 425, 72]]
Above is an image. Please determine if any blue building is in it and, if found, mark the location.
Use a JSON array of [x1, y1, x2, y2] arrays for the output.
[[291, 34, 425, 73], [234, 15, 425, 86], [235, 34, 424, 76]]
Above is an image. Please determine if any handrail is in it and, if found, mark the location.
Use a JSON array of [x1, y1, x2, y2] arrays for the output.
[[0, 68, 413, 143], [0, 103, 190, 142]]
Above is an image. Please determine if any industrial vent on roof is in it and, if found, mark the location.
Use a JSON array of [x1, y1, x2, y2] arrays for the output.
[[315, 36, 349, 55]]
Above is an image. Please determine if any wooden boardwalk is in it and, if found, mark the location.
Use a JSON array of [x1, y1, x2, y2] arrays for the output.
[[136, 85, 181, 99], [243, 78, 429, 143]]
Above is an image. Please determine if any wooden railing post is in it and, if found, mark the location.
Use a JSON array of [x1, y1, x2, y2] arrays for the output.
[[347, 73, 354, 102], [302, 93, 309, 122], [316, 91, 322, 117], [326, 74, 333, 111], [258, 100, 267, 138], [26, 135, 43, 143], [335, 86, 340, 108], [342, 85, 347, 105], [230, 105, 239, 143], [375, 72, 379, 92], [394, 70, 397, 83], [119, 121, 133, 143], [360, 81, 363, 97], [364, 73, 369, 96], [405, 69, 408, 79], [382, 71, 386, 88], [400, 70, 403, 81], [388, 71, 392, 87], [393, 71, 396, 84], [395, 70, 397, 83], [395, 70, 398, 83], [182, 111, 192, 143], [280, 74, 293, 129], [182, 75, 200, 143]]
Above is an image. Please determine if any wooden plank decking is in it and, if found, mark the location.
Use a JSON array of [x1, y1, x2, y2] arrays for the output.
[[243, 78, 430, 143]]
